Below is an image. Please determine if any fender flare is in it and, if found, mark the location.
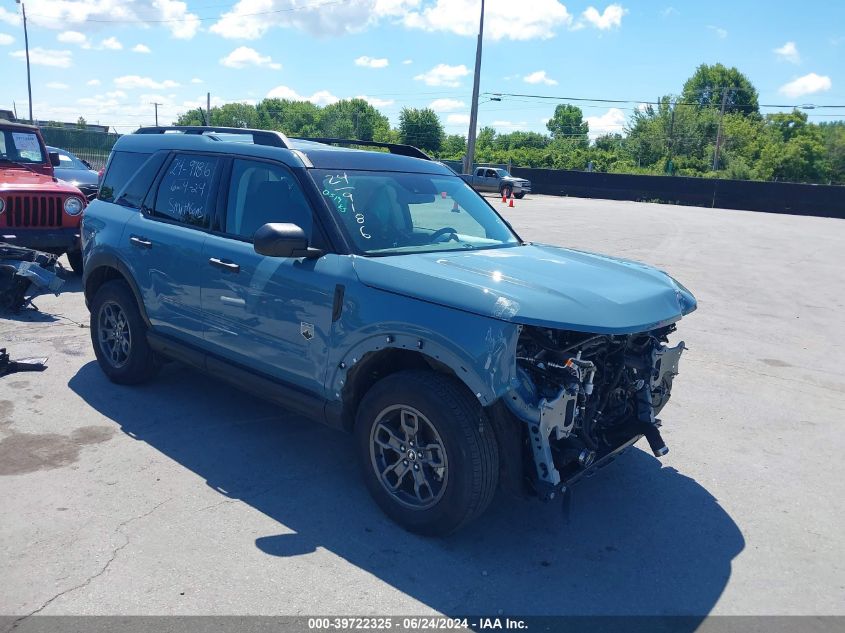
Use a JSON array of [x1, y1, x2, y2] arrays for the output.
[[83, 251, 150, 326]]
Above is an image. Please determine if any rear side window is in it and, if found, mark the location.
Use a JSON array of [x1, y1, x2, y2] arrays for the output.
[[115, 152, 167, 210], [99, 151, 151, 203], [152, 153, 220, 228]]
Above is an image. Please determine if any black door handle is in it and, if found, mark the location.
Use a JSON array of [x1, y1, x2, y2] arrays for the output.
[[209, 257, 240, 273], [129, 235, 152, 249]]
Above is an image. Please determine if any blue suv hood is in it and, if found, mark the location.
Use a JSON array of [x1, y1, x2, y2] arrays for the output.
[[352, 244, 697, 334]]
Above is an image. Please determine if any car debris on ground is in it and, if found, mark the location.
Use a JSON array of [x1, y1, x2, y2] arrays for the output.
[[0, 242, 65, 313]]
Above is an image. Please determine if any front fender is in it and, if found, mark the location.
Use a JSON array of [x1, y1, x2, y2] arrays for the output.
[[325, 283, 521, 406]]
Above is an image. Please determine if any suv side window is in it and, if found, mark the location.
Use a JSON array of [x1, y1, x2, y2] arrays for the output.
[[224, 159, 313, 240], [99, 151, 151, 203], [115, 152, 167, 210], [152, 153, 220, 228]]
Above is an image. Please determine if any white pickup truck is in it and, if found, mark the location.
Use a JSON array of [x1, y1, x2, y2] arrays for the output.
[[460, 167, 532, 199]]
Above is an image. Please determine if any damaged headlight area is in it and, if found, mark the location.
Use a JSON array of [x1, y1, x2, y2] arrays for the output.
[[506, 324, 686, 498]]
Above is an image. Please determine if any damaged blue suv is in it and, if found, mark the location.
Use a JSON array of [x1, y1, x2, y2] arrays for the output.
[[82, 126, 696, 535]]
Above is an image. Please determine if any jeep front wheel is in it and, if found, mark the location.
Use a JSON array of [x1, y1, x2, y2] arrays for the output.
[[66, 249, 83, 275], [355, 370, 499, 536], [90, 280, 159, 384]]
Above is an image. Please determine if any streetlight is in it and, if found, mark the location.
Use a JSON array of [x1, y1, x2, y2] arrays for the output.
[[16, 0, 33, 124]]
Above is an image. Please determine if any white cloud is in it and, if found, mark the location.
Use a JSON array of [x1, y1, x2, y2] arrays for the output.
[[87, 79, 101, 86], [404, 0, 571, 41], [132, 44, 152, 53], [581, 4, 627, 30], [101, 36, 123, 50], [585, 107, 627, 139], [10, 47, 72, 68], [6, 1, 198, 39], [707, 25, 727, 39], [661, 7, 678, 17], [402, 59, 413, 64], [524, 70, 558, 85], [46, 82, 70, 89], [266, 85, 339, 106], [779, 73, 832, 98], [355, 55, 389, 68], [446, 113, 470, 125], [0, 7, 20, 26], [429, 98, 466, 112], [357, 95, 395, 107], [153, 0, 200, 39], [774, 41, 800, 64], [211, 0, 397, 39], [414, 63, 469, 87], [220, 46, 282, 70], [191, 77, 203, 84], [0, 33, 13, 46], [57, 30, 86, 45], [114, 75, 180, 90]]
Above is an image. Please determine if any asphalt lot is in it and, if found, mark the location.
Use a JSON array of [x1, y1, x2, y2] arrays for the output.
[[1, 195, 844, 618]]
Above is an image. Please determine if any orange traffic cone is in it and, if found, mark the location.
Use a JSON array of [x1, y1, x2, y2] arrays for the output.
[[501, 193, 507, 203], [508, 197, 514, 208]]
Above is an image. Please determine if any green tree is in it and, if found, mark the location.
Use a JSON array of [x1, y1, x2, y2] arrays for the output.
[[318, 98, 390, 141], [546, 104, 589, 145], [439, 134, 467, 159], [76, 116, 87, 129], [256, 98, 321, 136], [681, 63, 759, 116], [398, 107, 444, 154]]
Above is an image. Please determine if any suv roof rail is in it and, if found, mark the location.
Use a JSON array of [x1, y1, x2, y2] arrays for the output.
[[292, 137, 431, 161], [134, 126, 292, 148]]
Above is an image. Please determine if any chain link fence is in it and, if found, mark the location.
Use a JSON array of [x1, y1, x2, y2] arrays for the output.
[[39, 127, 120, 171]]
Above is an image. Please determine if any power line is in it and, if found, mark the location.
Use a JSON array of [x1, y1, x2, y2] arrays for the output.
[[485, 92, 845, 110]]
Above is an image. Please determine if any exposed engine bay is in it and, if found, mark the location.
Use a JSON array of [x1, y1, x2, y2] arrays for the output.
[[505, 324, 686, 498]]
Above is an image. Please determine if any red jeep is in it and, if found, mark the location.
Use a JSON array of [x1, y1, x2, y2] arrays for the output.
[[0, 120, 86, 274]]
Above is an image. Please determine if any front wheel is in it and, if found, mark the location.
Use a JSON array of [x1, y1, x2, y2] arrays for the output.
[[501, 184, 514, 199], [355, 370, 499, 536], [514, 192, 526, 200], [90, 280, 160, 384]]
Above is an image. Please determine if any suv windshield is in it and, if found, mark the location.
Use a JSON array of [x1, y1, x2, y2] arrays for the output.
[[0, 129, 46, 164], [315, 169, 520, 255]]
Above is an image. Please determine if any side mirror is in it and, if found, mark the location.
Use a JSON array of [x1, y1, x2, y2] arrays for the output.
[[49, 152, 60, 167], [82, 159, 92, 169], [253, 223, 323, 259]]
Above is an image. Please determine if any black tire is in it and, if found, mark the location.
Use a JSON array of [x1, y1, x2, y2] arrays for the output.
[[66, 249, 83, 275], [90, 280, 159, 384], [501, 184, 514, 199], [514, 192, 525, 200], [355, 370, 499, 536]]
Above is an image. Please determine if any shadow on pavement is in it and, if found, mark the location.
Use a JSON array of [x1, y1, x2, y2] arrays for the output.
[[69, 360, 744, 620]]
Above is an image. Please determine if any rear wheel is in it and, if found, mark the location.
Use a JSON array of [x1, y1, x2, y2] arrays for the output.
[[90, 280, 159, 384], [355, 370, 499, 536]]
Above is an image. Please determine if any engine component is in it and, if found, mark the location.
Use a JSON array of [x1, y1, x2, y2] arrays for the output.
[[505, 324, 686, 493]]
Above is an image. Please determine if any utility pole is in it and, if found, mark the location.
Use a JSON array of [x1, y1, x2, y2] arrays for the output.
[[16, 0, 33, 123], [206, 92, 211, 126], [463, 0, 485, 175], [152, 102, 161, 126], [667, 98, 676, 175], [712, 88, 730, 171]]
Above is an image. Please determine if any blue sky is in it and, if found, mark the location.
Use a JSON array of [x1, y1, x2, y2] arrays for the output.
[[1, 0, 843, 137]]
